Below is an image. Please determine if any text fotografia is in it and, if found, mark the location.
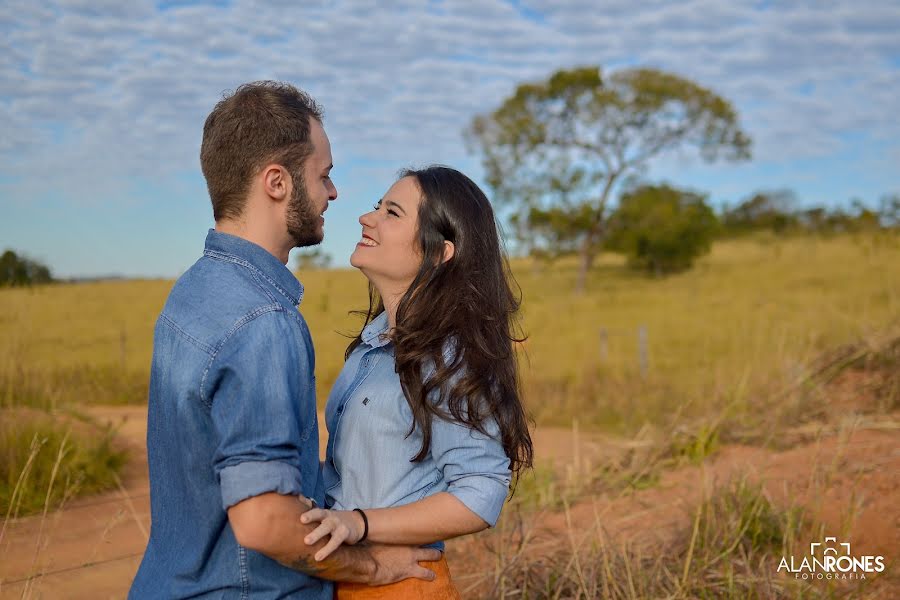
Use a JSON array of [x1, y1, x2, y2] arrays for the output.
[[778, 537, 886, 580]]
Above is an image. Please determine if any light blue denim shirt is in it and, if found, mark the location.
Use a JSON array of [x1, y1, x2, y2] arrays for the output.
[[130, 230, 330, 600], [323, 311, 511, 551]]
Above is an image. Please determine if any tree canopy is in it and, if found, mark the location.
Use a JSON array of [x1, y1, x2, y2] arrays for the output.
[[1, 250, 54, 287], [466, 66, 751, 290]]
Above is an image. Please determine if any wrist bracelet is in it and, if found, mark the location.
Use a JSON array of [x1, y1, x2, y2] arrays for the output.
[[353, 508, 369, 543]]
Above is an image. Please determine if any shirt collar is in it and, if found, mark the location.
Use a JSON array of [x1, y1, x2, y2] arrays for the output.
[[360, 311, 391, 348], [203, 229, 304, 307]]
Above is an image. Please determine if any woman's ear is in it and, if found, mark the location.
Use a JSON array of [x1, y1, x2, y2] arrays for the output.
[[441, 240, 455, 264]]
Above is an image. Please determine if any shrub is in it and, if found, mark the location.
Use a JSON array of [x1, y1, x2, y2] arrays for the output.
[[607, 184, 719, 275]]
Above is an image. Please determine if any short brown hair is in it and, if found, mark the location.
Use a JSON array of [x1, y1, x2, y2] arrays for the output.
[[200, 81, 324, 221]]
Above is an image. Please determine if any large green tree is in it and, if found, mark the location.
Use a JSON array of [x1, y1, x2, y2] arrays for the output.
[[466, 66, 751, 290]]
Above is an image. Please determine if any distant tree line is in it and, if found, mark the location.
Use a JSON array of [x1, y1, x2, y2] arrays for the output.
[[1, 250, 54, 287], [721, 189, 899, 235]]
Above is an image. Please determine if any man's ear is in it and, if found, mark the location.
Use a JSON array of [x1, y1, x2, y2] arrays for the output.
[[441, 240, 455, 264], [262, 165, 289, 201]]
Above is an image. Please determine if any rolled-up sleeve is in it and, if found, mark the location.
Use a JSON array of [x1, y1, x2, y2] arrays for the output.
[[206, 309, 311, 509], [430, 415, 511, 526]]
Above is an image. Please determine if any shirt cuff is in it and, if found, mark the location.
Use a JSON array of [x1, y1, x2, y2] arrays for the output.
[[219, 460, 303, 510], [447, 474, 510, 526]]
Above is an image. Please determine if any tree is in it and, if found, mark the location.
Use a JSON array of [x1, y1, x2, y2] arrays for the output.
[[0, 250, 54, 287], [606, 184, 719, 275], [722, 189, 799, 234], [878, 193, 900, 229], [466, 66, 751, 291], [292, 248, 332, 272]]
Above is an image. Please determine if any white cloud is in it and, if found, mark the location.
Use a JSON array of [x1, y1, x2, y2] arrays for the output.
[[0, 0, 898, 203]]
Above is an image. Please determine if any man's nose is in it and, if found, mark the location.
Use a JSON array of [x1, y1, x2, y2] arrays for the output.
[[328, 180, 337, 201]]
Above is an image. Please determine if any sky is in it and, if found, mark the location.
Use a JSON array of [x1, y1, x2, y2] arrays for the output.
[[2, 0, 899, 278]]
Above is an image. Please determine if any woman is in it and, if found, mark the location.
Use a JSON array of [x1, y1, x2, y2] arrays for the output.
[[300, 166, 533, 598]]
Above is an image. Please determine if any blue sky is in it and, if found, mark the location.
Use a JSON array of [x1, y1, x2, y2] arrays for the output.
[[2, 0, 899, 278]]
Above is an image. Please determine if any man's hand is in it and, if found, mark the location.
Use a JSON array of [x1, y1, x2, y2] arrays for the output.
[[228, 492, 439, 584], [368, 545, 442, 586]]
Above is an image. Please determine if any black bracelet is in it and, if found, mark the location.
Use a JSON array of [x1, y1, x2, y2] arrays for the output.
[[353, 508, 369, 543]]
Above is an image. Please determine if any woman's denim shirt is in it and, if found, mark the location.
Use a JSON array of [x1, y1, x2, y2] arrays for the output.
[[323, 311, 512, 550]]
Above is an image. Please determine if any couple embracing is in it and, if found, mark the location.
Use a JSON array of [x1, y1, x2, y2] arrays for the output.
[[129, 81, 533, 599]]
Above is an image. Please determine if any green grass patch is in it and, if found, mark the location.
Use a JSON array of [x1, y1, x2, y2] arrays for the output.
[[1, 413, 128, 518]]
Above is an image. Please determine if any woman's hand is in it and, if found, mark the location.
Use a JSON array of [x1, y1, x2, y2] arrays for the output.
[[300, 508, 366, 561]]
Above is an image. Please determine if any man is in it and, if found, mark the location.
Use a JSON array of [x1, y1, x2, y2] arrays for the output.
[[130, 81, 439, 599]]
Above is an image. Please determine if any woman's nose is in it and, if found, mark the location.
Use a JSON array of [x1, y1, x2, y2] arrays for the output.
[[359, 211, 376, 227]]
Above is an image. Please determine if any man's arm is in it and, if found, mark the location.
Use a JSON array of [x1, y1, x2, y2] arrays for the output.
[[227, 492, 440, 584]]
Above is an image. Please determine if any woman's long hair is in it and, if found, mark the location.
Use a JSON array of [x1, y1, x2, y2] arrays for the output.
[[346, 166, 533, 483]]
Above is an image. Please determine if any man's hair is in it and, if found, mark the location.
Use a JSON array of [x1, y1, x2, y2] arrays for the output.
[[200, 81, 324, 221]]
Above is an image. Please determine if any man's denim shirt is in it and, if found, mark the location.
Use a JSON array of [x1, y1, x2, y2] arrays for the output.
[[130, 230, 330, 600], [323, 311, 511, 551]]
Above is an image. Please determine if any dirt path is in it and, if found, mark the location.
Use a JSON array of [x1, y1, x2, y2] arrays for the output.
[[445, 417, 900, 598], [1, 409, 897, 598]]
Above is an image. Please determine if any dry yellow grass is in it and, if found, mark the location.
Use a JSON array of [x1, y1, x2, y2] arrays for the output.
[[1, 233, 898, 431]]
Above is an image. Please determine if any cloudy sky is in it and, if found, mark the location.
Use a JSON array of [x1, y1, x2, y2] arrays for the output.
[[2, 0, 899, 278]]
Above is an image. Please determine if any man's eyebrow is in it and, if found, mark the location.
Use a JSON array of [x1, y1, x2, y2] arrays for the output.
[[385, 199, 407, 215]]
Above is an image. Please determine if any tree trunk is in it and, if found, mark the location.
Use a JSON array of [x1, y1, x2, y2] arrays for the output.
[[573, 171, 620, 293], [575, 242, 595, 293], [575, 227, 600, 294]]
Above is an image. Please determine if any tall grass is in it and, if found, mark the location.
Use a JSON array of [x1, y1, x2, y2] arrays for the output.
[[0, 414, 127, 518], [1, 234, 896, 428], [470, 478, 835, 599], [0, 234, 895, 515]]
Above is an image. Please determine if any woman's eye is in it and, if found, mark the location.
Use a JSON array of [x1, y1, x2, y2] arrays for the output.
[[388, 209, 399, 217]]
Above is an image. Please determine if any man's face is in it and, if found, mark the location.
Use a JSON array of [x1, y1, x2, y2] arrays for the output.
[[286, 118, 336, 247]]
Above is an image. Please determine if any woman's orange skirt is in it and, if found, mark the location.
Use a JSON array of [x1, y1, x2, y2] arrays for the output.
[[336, 556, 461, 600]]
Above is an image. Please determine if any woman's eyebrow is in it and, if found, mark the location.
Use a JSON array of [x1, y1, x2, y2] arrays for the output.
[[385, 199, 407, 215]]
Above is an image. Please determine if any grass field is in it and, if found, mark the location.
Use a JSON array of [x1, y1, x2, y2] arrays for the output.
[[2, 232, 897, 423], [1, 232, 898, 597], [2, 233, 899, 495]]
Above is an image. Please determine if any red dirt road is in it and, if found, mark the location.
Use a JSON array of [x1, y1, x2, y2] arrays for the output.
[[1, 407, 897, 599]]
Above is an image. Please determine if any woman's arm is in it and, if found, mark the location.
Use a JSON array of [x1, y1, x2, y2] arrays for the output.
[[300, 492, 488, 560], [228, 492, 441, 583], [303, 415, 511, 561]]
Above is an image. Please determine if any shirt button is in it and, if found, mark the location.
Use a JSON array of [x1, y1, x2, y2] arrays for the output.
[[337, 405, 343, 414]]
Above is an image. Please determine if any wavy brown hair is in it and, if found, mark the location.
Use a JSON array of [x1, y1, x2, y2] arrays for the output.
[[346, 166, 533, 483]]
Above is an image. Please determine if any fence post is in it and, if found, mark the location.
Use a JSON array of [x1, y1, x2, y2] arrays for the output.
[[638, 325, 648, 378], [120, 326, 127, 371]]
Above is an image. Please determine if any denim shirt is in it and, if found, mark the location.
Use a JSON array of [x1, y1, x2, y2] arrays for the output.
[[323, 312, 511, 551], [130, 230, 330, 600]]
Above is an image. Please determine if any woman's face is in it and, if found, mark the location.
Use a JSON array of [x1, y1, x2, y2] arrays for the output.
[[350, 176, 423, 291]]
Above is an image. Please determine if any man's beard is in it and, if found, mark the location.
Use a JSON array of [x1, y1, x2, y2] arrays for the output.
[[286, 170, 323, 248]]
